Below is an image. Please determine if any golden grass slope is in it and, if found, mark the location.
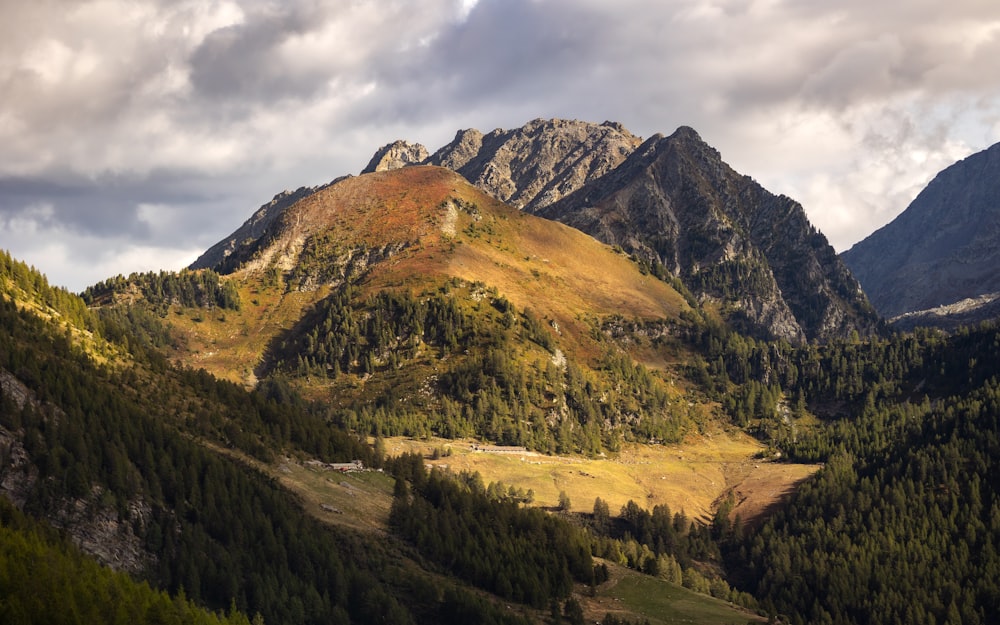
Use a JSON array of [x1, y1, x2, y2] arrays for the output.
[[386, 433, 818, 525], [169, 165, 690, 381]]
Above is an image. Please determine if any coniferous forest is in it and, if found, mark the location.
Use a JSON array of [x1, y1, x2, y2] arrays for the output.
[[2, 224, 1000, 625]]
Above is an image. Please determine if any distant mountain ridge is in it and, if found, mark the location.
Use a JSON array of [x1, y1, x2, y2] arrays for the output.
[[841, 140, 1000, 323], [190, 176, 349, 272], [421, 118, 642, 212], [358, 118, 878, 343]]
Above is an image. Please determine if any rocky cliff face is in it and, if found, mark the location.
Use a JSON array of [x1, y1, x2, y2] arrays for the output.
[[532, 126, 879, 342], [424, 118, 643, 212], [841, 140, 1000, 321], [362, 140, 429, 174]]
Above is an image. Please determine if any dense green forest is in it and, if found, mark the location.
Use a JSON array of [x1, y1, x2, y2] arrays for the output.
[[0, 498, 256, 625], [3, 248, 1000, 625], [82, 269, 241, 312], [389, 454, 593, 609], [0, 291, 411, 624], [275, 281, 686, 453], [686, 321, 1000, 625], [736, 376, 1000, 625]]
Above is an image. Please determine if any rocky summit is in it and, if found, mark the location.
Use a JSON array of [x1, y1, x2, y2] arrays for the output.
[[362, 140, 430, 174], [841, 139, 1000, 323], [365, 118, 878, 343], [423, 118, 643, 212], [533, 125, 880, 343], [199, 118, 879, 343]]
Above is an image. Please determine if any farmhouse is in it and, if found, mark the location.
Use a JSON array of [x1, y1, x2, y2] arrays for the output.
[[306, 459, 365, 472]]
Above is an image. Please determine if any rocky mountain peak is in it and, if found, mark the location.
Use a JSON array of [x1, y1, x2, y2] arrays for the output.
[[841, 139, 1000, 323], [667, 125, 702, 142], [424, 128, 485, 171], [423, 118, 643, 211], [344, 119, 882, 342], [362, 140, 429, 173]]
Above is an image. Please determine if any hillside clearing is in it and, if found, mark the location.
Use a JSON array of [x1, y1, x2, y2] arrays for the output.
[[386, 433, 818, 524], [586, 562, 766, 625]]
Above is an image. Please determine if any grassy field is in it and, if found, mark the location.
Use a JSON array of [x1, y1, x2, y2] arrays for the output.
[[585, 564, 765, 625], [386, 432, 817, 524], [265, 441, 776, 625], [272, 459, 396, 533]]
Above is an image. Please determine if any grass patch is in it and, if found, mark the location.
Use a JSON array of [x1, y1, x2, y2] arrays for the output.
[[271, 460, 395, 533], [387, 434, 819, 524], [585, 564, 764, 625]]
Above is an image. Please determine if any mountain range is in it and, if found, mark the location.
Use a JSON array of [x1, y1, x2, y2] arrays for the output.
[[2, 117, 1000, 625], [203, 119, 881, 344], [370, 119, 882, 343]]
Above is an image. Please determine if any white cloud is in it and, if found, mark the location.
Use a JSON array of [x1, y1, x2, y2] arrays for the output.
[[2, 0, 1000, 289]]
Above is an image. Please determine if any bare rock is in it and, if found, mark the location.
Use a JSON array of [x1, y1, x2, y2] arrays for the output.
[[426, 118, 642, 210], [362, 140, 429, 174], [842, 140, 1000, 320]]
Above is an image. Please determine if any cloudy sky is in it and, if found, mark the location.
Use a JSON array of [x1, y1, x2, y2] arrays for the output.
[[2, 0, 999, 292]]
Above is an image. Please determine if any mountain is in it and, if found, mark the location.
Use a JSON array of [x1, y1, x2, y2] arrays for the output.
[[174, 165, 700, 453], [6, 124, 1000, 624], [365, 119, 879, 343], [841, 140, 1000, 323], [536, 126, 881, 343], [2, 189, 766, 624], [424, 118, 643, 211]]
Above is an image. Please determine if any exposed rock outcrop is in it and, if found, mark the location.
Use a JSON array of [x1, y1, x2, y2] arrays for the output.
[[890, 292, 1000, 332], [533, 126, 879, 343], [0, 369, 150, 575], [425, 118, 642, 211], [362, 140, 429, 174], [841, 140, 1000, 322]]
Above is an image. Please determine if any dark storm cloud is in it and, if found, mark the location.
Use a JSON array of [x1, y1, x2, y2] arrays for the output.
[[1, 173, 197, 239]]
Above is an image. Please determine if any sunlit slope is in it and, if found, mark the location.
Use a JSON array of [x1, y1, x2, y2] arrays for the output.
[[169, 165, 690, 381]]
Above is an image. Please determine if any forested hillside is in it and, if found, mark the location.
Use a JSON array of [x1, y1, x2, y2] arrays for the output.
[[0, 499, 255, 625], [703, 322, 1000, 625], [0, 255, 557, 625], [271, 281, 686, 454]]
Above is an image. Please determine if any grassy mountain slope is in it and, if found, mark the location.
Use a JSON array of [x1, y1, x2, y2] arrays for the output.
[[186, 165, 689, 368], [157, 166, 701, 454]]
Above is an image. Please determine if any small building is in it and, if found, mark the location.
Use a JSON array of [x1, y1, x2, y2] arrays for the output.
[[472, 445, 528, 454], [329, 460, 364, 472]]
